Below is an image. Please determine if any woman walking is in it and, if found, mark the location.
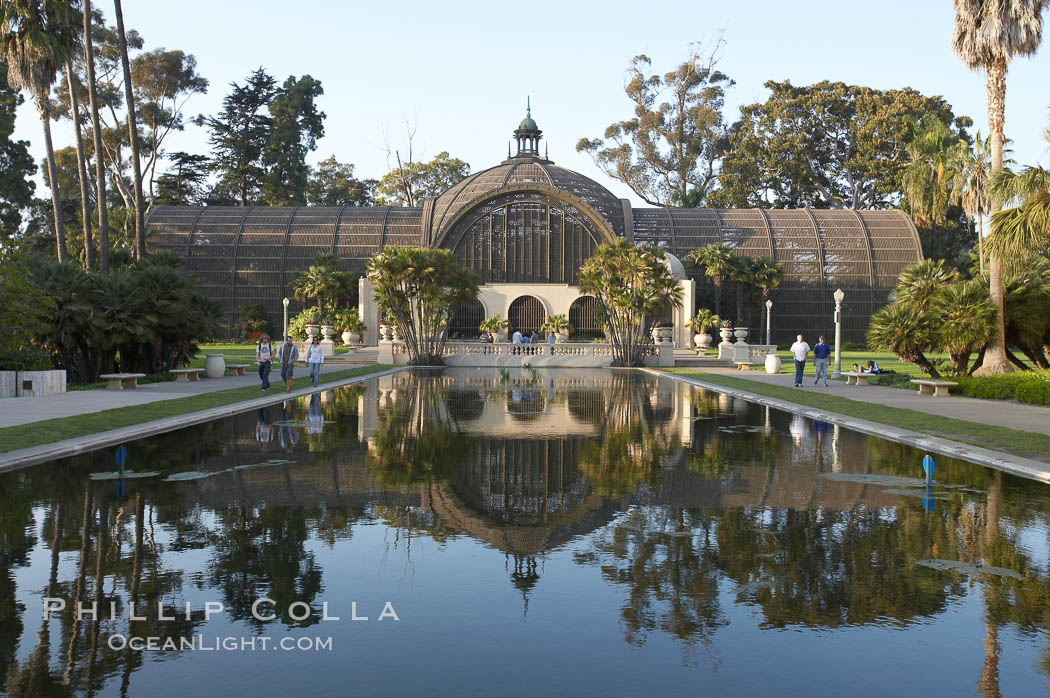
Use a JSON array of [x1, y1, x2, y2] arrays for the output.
[[305, 336, 325, 387], [256, 334, 273, 391]]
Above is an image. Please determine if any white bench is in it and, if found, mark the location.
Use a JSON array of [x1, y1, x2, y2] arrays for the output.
[[99, 373, 146, 390], [843, 371, 872, 386], [734, 361, 751, 370], [169, 368, 203, 382], [911, 379, 958, 397], [225, 364, 250, 376]]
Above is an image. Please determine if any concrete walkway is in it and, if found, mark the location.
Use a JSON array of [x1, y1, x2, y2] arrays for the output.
[[685, 361, 1050, 439], [0, 351, 379, 429]]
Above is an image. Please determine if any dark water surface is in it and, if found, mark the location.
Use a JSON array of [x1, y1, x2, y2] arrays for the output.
[[2, 369, 1049, 697]]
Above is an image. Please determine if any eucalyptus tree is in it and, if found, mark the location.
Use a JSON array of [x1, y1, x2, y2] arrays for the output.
[[61, 57, 94, 268], [901, 114, 970, 228], [686, 243, 733, 319], [366, 246, 479, 365], [579, 240, 683, 367], [952, 0, 1047, 375], [576, 38, 733, 207], [1, 0, 78, 261]]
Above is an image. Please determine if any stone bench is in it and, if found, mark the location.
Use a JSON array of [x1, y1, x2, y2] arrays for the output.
[[225, 364, 250, 376], [734, 362, 751, 370], [911, 379, 959, 397], [843, 371, 872, 386], [169, 368, 203, 382], [99, 373, 146, 390]]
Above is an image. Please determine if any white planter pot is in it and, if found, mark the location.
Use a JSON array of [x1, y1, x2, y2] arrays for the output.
[[493, 331, 508, 343], [379, 325, 393, 341], [651, 327, 673, 344], [305, 323, 320, 338], [765, 354, 782, 374], [204, 354, 226, 378], [694, 333, 712, 349], [555, 333, 569, 343], [321, 324, 335, 340], [341, 331, 353, 346], [719, 327, 733, 342], [733, 327, 749, 342], [349, 331, 361, 344]]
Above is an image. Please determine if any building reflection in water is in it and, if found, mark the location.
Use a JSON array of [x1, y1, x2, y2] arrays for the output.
[[0, 368, 1048, 695]]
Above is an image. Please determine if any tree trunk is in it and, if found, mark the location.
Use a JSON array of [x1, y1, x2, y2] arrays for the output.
[[38, 100, 68, 262], [114, 0, 146, 260], [974, 58, 1011, 375], [713, 280, 722, 318], [66, 63, 95, 270], [84, 0, 110, 273], [977, 208, 985, 275]]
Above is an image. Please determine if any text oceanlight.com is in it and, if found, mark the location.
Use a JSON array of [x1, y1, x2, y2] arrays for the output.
[[108, 635, 334, 652]]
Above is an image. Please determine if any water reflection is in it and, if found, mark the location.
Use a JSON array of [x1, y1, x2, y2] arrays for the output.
[[1, 369, 1049, 695]]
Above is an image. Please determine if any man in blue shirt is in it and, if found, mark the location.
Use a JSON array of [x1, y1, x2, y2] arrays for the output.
[[813, 336, 831, 387]]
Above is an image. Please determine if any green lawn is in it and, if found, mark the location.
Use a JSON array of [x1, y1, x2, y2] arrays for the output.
[[665, 367, 1050, 460], [0, 364, 393, 455]]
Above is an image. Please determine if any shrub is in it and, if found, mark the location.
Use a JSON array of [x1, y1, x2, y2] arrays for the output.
[[955, 371, 1050, 406], [287, 307, 322, 341], [236, 303, 272, 341], [0, 348, 52, 371]]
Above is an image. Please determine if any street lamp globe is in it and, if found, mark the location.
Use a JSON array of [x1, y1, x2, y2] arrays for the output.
[[833, 288, 845, 305], [765, 299, 773, 311]]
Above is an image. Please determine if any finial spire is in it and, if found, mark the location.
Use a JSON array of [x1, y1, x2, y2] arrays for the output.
[[527, 95, 531, 118]]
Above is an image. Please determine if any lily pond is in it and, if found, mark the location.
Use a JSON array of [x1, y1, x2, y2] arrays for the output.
[[2, 369, 1049, 696]]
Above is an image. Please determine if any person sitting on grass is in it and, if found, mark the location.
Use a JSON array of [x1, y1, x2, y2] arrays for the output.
[[867, 360, 882, 374]]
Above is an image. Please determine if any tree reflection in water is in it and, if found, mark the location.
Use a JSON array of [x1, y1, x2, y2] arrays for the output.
[[1, 370, 1050, 694]]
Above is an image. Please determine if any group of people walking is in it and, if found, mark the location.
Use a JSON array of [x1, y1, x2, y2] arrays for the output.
[[255, 334, 326, 392], [788, 334, 833, 387]]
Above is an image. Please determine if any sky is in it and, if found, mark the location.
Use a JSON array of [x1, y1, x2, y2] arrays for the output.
[[13, 0, 1050, 207]]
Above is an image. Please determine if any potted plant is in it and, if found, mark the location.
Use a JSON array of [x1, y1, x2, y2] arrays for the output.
[[650, 321, 674, 344], [718, 318, 734, 344], [687, 309, 720, 350], [480, 315, 510, 342], [540, 314, 572, 343], [332, 309, 366, 345]]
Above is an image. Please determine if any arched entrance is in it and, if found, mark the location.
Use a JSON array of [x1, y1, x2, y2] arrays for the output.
[[448, 299, 486, 339], [568, 296, 602, 340], [508, 295, 545, 336]]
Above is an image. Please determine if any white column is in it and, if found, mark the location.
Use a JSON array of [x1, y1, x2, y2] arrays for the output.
[[359, 277, 378, 346], [678, 278, 695, 347]]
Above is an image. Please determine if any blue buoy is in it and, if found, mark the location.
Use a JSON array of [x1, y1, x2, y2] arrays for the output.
[[922, 454, 934, 484], [115, 445, 127, 473]]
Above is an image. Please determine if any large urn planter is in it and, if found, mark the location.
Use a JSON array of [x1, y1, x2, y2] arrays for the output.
[[718, 327, 733, 343], [764, 354, 782, 374], [341, 331, 353, 346], [694, 333, 712, 350], [555, 333, 569, 343], [204, 354, 226, 378], [321, 324, 335, 340], [493, 331, 508, 343], [379, 325, 394, 342], [733, 327, 749, 342], [651, 327, 673, 344], [305, 322, 320, 340]]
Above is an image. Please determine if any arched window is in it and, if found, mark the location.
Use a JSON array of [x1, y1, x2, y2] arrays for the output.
[[508, 295, 545, 336], [447, 299, 486, 340], [568, 296, 602, 340], [442, 193, 606, 284]]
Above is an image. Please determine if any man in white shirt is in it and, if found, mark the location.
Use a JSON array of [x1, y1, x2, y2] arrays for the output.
[[789, 334, 811, 388], [305, 336, 325, 387], [512, 329, 523, 344]]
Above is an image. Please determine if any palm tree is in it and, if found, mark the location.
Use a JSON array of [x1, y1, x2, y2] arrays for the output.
[[952, 0, 1046, 375], [729, 255, 755, 328], [83, 0, 109, 272], [113, 0, 145, 259], [1, 0, 78, 262], [64, 60, 95, 269], [750, 256, 782, 343], [686, 243, 734, 319], [954, 132, 992, 274], [292, 264, 343, 314], [893, 259, 960, 313], [986, 157, 1050, 257], [867, 303, 941, 377], [934, 279, 997, 375], [902, 114, 969, 228]]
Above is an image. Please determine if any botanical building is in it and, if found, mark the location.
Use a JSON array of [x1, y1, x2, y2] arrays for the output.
[[147, 109, 923, 344]]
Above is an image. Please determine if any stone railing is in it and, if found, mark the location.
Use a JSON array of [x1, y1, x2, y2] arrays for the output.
[[379, 341, 674, 367]]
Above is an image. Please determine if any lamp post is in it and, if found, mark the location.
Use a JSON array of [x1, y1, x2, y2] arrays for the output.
[[282, 297, 290, 339], [765, 299, 773, 346], [831, 288, 844, 378]]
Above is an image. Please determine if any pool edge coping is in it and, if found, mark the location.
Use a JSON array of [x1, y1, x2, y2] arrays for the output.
[[0, 366, 409, 474], [647, 368, 1050, 484]]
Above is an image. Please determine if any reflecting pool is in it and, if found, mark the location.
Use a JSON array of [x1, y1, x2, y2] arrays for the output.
[[2, 369, 1049, 696]]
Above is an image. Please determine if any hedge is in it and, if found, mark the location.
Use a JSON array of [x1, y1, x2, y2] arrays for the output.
[[0, 348, 52, 371], [955, 370, 1050, 406]]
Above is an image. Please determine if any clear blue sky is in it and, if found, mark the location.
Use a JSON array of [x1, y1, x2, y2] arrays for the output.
[[16, 0, 1050, 206]]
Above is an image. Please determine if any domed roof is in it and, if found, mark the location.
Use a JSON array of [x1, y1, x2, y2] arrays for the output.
[[429, 158, 625, 244], [519, 115, 538, 130]]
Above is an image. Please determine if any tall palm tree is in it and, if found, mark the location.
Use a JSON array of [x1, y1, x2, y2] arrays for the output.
[[64, 60, 94, 269], [82, 0, 109, 272], [987, 145, 1050, 256], [952, 0, 1047, 375], [902, 114, 969, 228], [954, 132, 992, 274], [1, 0, 78, 262], [113, 0, 145, 259], [686, 243, 734, 319], [729, 255, 755, 328]]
